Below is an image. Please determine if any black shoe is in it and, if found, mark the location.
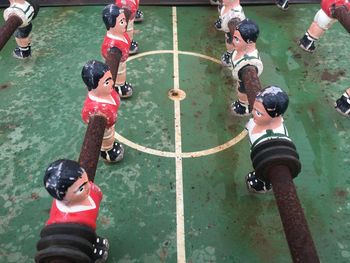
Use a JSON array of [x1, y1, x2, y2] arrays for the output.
[[298, 32, 316, 53], [134, 9, 144, 22], [129, 40, 139, 55], [95, 236, 109, 250], [335, 92, 350, 116], [221, 51, 232, 67], [100, 142, 124, 162], [214, 18, 222, 30], [13, 45, 31, 59], [92, 247, 108, 263], [231, 100, 250, 116], [246, 171, 272, 194], [115, 82, 133, 98], [276, 0, 289, 10]]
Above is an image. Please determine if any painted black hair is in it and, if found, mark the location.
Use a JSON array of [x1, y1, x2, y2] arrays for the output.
[[43, 159, 85, 201], [236, 18, 260, 43], [81, 60, 110, 91], [256, 86, 289, 118], [102, 4, 124, 30]]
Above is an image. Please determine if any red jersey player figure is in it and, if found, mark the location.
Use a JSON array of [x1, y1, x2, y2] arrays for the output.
[[81, 60, 124, 163], [335, 87, 350, 116], [229, 19, 263, 116], [115, 0, 140, 54], [101, 4, 134, 98], [214, 0, 246, 67], [298, 0, 350, 52], [44, 159, 109, 262], [245, 86, 289, 193], [3, 0, 35, 58]]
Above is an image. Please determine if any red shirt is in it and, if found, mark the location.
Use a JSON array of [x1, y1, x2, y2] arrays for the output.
[[81, 89, 120, 129], [115, 0, 139, 19], [46, 182, 102, 230], [101, 33, 131, 62], [321, 0, 350, 17]]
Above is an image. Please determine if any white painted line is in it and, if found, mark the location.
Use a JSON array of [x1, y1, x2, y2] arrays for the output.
[[115, 130, 247, 158], [172, 7, 186, 263]]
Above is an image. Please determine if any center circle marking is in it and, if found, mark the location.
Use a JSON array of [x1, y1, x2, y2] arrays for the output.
[[115, 50, 248, 158]]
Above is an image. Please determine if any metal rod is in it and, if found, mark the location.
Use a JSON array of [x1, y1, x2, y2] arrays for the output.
[[78, 114, 107, 182], [333, 6, 350, 33], [0, 15, 22, 51], [240, 65, 263, 112], [269, 165, 320, 263]]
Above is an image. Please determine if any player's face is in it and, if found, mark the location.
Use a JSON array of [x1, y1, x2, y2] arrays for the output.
[[232, 30, 247, 51], [252, 101, 272, 126], [114, 13, 127, 34], [95, 71, 113, 97], [63, 172, 90, 205]]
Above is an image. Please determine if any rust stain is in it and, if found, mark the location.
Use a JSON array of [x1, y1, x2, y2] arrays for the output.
[[335, 188, 348, 198], [321, 70, 345, 82], [100, 216, 110, 225], [31, 192, 40, 200], [0, 83, 10, 90]]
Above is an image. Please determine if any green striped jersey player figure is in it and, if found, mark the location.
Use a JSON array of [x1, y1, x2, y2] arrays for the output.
[[3, 0, 36, 58], [228, 18, 263, 116], [213, 0, 246, 67], [81, 60, 125, 163], [245, 86, 289, 193]]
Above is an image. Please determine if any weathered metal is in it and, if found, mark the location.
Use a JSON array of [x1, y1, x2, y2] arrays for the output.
[[240, 65, 263, 111], [269, 165, 320, 263], [0, 15, 22, 51], [78, 114, 107, 182]]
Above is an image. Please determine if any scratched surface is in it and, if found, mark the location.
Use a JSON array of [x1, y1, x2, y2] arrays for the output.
[[0, 4, 349, 263]]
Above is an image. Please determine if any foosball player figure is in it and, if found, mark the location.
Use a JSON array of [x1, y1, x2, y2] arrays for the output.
[[81, 60, 124, 163], [3, 0, 36, 58], [335, 88, 350, 116], [44, 159, 109, 262], [245, 86, 290, 193], [115, 0, 140, 54], [102, 4, 134, 98], [298, 0, 350, 52], [229, 18, 263, 116], [214, 0, 246, 67]]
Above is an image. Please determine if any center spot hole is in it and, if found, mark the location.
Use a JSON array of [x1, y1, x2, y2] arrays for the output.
[[168, 88, 186, 101]]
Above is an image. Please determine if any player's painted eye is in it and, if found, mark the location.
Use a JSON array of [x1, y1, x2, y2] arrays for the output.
[[255, 110, 262, 116], [234, 36, 239, 42], [104, 80, 109, 86]]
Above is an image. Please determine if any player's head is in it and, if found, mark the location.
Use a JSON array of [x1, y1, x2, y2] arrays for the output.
[[43, 159, 86, 201], [256, 86, 289, 117], [236, 18, 260, 44], [81, 60, 110, 91], [102, 4, 125, 30]]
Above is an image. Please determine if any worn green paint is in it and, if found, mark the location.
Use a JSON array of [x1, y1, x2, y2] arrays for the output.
[[0, 4, 349, 263]]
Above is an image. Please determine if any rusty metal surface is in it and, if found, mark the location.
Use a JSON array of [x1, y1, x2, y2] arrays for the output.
[[0, 15, 22, 51], [269, 165, 320, 263], [105, 48, 122, 85], [240, 65, 262, 111], [333, 6, 350, 33], [78, 115, 107, 182]]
